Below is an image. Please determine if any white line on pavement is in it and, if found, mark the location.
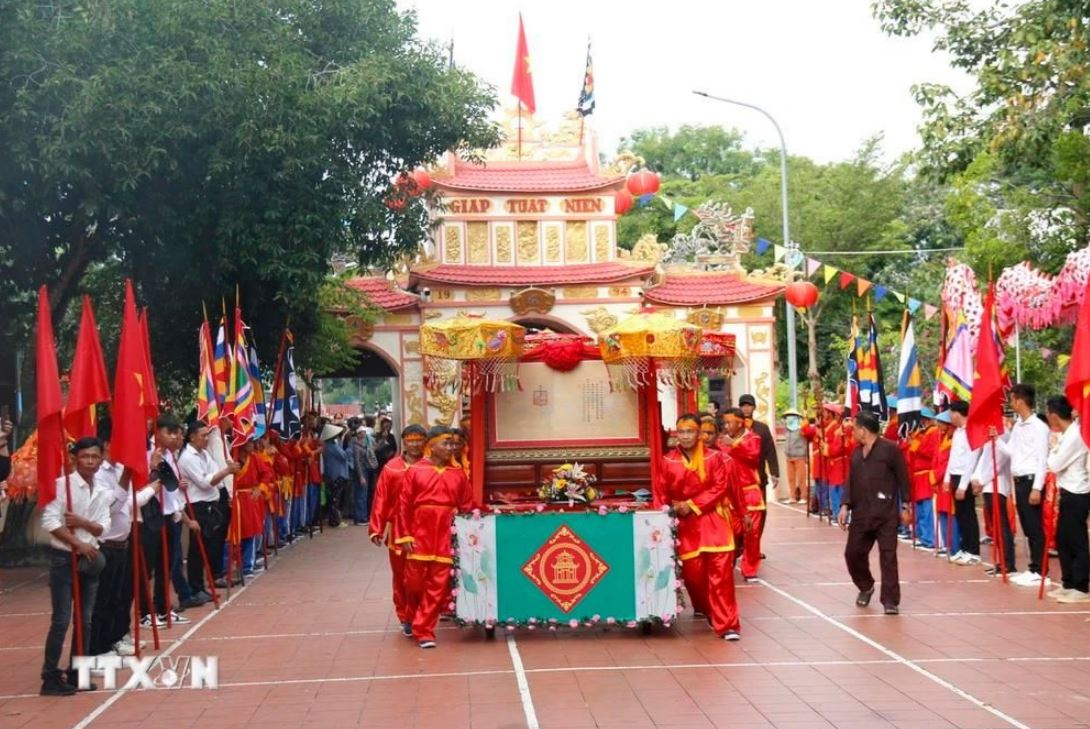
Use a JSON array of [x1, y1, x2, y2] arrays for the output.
[[756, 576, 1033, 729], [506, 634, 540, 729]]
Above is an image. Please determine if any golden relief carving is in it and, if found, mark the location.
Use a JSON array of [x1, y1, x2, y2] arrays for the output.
[[618, 233, 666, 264], [405, 384, 425, 426], [404, 339, 421, 356], [607, 286, 631, 298], [594, 225, 611, 261], [444, 225, 462, 263], [545, 226, 561, 262], [424, 311, 443, 320], [563, 286, 597, 299], [754, 372, 771, 422], [382, 313, 413, 326], [688, 309, 724, 330], [465, 287, 502, 301], [495, 226, 513, 263], [487, 446, 650, 463], [429, 390, 460, 426], [565, 221, 588, 262], [426, 359, 459, 392], [467, 222, 489, 264], [582, 306, 618, 334], [517, 221, 539, 263], [510, 288, 555, 315], [749, 328, 769, 345], [344, 315, 374, 344]]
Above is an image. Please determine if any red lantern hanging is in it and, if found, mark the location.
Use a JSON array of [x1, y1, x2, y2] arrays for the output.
[[626, 169, 661, 197], [411, 169, 432, 193], [614, 188, 634, 215], [784, 281, 819, 309]]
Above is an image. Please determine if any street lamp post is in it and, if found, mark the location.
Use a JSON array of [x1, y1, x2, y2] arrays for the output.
[[692, 90, 799, 410]]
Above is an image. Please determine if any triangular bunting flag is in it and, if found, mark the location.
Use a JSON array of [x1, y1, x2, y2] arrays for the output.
[[807, 258, 821, 277], [924, 304, 938, 320], [823, 265, 839, 285], [891, 291, 905, 303], [1040, 347, 1053, 359], [637, 193, 654, 207], [673, 203, 688, 222], [874, 285, 888, 302], [838, 271, 856, 290], [857, 278, 872, 297], [756, 238, 771, 255], [773, 244, 786, 262], [1058, 354, 1071, 368], [659, 194, 672, 209], [907, 298, 922, 314]]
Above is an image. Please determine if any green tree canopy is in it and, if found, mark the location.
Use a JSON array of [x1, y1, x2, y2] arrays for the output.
[[0, 0, 498, 400]]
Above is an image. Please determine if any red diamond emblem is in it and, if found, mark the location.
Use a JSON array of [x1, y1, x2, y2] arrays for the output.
[[522, 525, 609, 613]]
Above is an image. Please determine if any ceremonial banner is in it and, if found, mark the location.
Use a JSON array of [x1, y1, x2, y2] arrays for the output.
[[454, 510, 678, 626], [491, 360, 641, 447]]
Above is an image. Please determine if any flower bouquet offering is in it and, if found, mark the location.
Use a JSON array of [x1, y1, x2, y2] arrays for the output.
[[538, 463, 599, 504]]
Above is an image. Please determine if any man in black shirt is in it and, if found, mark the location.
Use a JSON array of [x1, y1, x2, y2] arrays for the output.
[[837, 412, 911, 615]]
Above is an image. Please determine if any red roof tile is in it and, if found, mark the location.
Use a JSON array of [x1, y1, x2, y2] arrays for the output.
[[642, 271, 784, 306], [433, 159, 624, 193], [345, 276, 418, 311], [410, 262, 654, 287]]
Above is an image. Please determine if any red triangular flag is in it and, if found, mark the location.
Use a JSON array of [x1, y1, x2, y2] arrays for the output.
[[838, 271, 856, 290], [138, 309, 160, 422], [1065, 275, 1090, 447], [112, 281, 150, 487], [966, 284, 1006, 450], [64, 296, 111, 439], [511, 14, 536, 113], [35, 287, 65, 506]]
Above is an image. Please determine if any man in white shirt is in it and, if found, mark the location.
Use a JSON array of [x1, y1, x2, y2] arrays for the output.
[[1044, 396, 1090, 603], [1000, 384, 1051, 585], [943, 401, 982, 565], [88, 432, 158, 658], [178, 420, 239, 594], [974, 415, 1017, 577], [39, 437, 111, 696]]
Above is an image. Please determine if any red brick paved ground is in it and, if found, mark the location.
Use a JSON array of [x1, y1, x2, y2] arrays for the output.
[[2, 503, 1089, 729]]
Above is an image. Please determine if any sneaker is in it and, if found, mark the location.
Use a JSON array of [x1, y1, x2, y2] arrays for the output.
[[722, 630, 741, 641], [980, 535, 993, 545], [140, 614, 166, 628], [113, 640, 136, 657], [401, 622, 413, 637], [120, 633, 146, 649], [159, 611, 190, 625], [213, 578, 229, 589], [966, 554, 982, 565], [1017, 572, 1042, 586], [856, 587, 875, 607], [1047, 586, 1071, 599], [40, 671, 76, 696], [1057, 590, 1090, 604], [418, 640, 437, 649], [936, 548, 948, 557], [950, 551, 969, 564]]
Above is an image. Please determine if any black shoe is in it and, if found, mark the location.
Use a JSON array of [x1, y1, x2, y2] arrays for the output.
[[180, 597, 204, 609], [883, 604, 899, 615], [856, 587, 875, 607], [192, 591, 213, 603], [65, 670, 97, 692], [40, 672, 76, 696], [401, 622, 413, 637], [214, 578, 228, 589]]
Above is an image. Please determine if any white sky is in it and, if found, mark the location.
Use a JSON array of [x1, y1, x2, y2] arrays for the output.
[[398, 0, 974, 164]]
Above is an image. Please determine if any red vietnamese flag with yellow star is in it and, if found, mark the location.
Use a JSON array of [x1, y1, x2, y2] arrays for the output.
[[1066, 274, 1090, 447], [511, 14, 535, 113], [112, 281, 150, 487]]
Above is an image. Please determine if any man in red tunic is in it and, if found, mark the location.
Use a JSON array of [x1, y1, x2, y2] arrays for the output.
[[658, 414, 743, 640], [369, 424, 427, 637], [823, 405, 849, 519], [394, 426, 473, 649], [721, 408, 766, 581], [906, 410, 939, 548]]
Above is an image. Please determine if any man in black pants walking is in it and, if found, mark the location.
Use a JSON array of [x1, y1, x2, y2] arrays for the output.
[[943, 401, 982, 566]]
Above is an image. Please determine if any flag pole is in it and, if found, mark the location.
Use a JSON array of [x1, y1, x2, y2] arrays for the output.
[[130, 481, 142, 658], [60, 437, 85, 663], [989, 436, 1007, 582]]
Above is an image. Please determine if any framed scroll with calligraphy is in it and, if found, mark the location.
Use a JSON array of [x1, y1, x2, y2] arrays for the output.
[[488, 361, 644, 449]]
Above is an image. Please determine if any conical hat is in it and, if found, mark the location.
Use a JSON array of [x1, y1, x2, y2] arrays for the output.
[[320, 423, 345, 442]]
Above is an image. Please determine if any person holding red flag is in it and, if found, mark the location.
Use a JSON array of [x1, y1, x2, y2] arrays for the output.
[[369, 424, 427, 636], [1045, 396, 1090, 603], [720, 408, 766, 581], [394, 426, 473, 649], [657, 413, 743, 641]]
